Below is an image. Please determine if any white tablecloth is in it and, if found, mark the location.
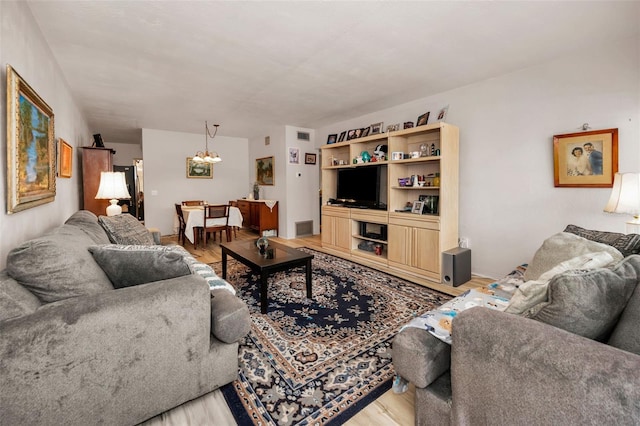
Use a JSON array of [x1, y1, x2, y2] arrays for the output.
[[176, 206, 243, 244]]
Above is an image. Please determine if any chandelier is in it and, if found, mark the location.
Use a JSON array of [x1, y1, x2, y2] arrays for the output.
[[193, 121, 222, 163]]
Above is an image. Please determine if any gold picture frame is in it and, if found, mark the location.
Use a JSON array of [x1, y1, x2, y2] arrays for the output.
[[58, 139, 72, 178], [186, 157, 213, 179], [256, 156, 274, 185], [553, 128, 618, 188], [6, 65, 56, 213]]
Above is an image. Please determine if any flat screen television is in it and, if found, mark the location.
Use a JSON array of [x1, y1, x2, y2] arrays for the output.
[[336, 165, 386, 209]]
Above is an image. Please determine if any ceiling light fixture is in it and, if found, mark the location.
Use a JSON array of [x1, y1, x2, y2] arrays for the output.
[[193, 121, 222, 163]]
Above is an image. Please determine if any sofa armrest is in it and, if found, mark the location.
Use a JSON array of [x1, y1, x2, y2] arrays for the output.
[[392, 327, 451, 388], [0, 275, 214, 425], [210, 288, 251, 343], [451, 308, 640, 426]]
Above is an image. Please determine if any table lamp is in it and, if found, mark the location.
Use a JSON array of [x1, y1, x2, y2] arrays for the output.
[[95, 171, 131, 216], [604, 172, 640, 234]]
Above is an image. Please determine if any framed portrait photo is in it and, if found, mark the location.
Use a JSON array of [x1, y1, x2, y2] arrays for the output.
[[411, 200, 424, 214], [58, 139, 72, 178], [370, 122, 383, 134], [417, 112, 430, 126], [553, 128, 618, 188], [256, 156, 274, 185], [327, 134, 337, 144], [338, 131, 347, 142], [289, 147, 300, 164], [305, 153, 317, 165], [6, 65, 56, 213], [186, 157, 213, 179]]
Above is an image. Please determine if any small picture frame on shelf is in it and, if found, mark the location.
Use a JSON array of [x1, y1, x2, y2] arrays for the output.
[[361, 127, 370, 137], [386, 123, 400, 132], [436, 105, 449, 122], [370, 122, 383, 134], [404, 121, 414, 129], [411, 200, 424, 214], [417, 112, 430, 126], [338, 131, 347, 142], [327, 134, 337, 144], [347, 129, 358, 140]]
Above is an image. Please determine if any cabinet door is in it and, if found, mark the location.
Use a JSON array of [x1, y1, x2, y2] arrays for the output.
[[412, 227, 440, 274], [249, 203, 260, 230], [387, 224, 410, 265], [321, 215, 334, 246], [334, 216, 351, 250]]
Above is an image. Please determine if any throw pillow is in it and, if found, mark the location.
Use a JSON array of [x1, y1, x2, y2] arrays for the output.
[[564, 224, 640, 257], [6, 226, 114, 303], [505, 251, 618, 315], [98, 214, 156, 246], [64, 210, 111, 245], [89, 245, 192, 288], [523, 232, 623, 282], [524, 255, 640, 341]]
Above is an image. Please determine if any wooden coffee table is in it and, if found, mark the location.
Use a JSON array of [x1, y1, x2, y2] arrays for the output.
[[220, 240, 314, 314]]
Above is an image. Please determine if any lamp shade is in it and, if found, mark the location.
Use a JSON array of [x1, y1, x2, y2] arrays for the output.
[[95, 172, 131, 216], [604, 172, 640, 216]]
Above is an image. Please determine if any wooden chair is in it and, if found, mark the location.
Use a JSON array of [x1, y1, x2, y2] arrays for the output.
[[202, 204, 231, 246], [229, 200, 239, 239], [182, 200, 204, 206], [174, 203, 186, 245]]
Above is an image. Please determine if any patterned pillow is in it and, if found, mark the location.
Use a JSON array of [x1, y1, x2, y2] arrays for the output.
[[98, 214, 156, 245], [89, 245, 192, 288], [525, 255, 640, 341], [564, 224, 640, 257]]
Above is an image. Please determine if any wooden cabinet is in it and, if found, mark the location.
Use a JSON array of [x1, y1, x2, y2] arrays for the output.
[[321, 206, 351, 253], [82, 147, 114, 216], [320, 123, 459, 286], [236, 200, 279, 236]]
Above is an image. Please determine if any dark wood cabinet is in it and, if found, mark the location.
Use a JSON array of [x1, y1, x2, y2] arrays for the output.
[[236, 200, 279, 236], [82, 147, 114, 216]]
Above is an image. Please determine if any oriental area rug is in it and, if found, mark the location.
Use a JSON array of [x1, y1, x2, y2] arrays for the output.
[[212, 248, 450, 425]]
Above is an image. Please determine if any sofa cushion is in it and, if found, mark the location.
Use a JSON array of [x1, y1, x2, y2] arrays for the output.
[[89, 245, 192, 289], [64, 210, 111, 244], [98, 214, 156, 245], [0, 271, 41, 321], [607, 282, 640, 355], [6, 225, 114, 303], [523, 232, 623, 281], [565, 224, 640, 257], [524, 255, 640, 341]]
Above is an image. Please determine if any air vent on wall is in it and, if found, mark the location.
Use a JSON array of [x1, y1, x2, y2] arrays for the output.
[[297, 131, 310, 141], [295, 220, 313, 237]]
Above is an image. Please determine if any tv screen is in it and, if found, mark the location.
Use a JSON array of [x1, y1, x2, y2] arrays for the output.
[[336, 166, 382, 208]]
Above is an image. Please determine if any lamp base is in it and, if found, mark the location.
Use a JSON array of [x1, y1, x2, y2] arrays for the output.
[[106, 199, 122, 216], [626, 216, 640, 234]]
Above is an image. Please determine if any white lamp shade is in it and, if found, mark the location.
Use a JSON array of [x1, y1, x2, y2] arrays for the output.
[[604, 172, 640, 216], [95, 172, 131, 216]]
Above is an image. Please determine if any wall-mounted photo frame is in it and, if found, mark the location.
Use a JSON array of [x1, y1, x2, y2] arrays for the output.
[[338, 131, 347, 142], [327, 134, 337, 144], [58, 139, 72, 178], [256, 156, 274, 185], [305, 153, 317, 165], [417, 112, 430, 126], [186, 157, 213, 179], [6, 65, 56, 214], [289, 147, 300, 164], [411, 200, 424, 214], [370, 122, 383, 134], [553, 128, 618, 188]]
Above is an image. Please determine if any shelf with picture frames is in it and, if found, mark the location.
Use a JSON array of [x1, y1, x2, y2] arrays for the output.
[[320, 122, 459, 286]]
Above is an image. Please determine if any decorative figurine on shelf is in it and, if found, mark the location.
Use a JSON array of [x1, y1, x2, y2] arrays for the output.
[[253, 182, 260, 201], [374, 144, 388, 161], [256, 236, 269, 256], [360, 151, 371, 163]]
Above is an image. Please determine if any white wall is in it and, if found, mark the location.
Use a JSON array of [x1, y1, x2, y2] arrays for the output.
[[317, 36, 640, 279], [110, 142, 142, 166], [0, 1, 91, 269], [141, 128, 250, 235]]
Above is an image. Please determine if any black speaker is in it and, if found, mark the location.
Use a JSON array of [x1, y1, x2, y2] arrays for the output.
[[93, 134, 104, 147], [442, 247, 471, 287]]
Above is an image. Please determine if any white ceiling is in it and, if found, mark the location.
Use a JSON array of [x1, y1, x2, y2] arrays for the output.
[[27, 1, 640, 144]]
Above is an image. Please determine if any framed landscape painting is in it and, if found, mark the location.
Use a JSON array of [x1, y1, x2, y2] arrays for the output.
[[186, 157, 213, 178], [6, 65, 56, 214], [58, 139, 72, 178], [553, 128, 618, 188], [256, 156, 274, 185]]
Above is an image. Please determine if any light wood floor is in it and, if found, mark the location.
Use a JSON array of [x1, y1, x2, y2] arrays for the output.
[[142, 229, 492, 426]]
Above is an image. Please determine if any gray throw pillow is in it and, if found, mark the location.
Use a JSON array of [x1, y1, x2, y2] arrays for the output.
[[65, 210, 111, 244], [564, 224, 640, 257], [88, 245, 192, 288], [98, 214, 156, 245], [6, 227, 114, 303], [525, 255, 640, 342]]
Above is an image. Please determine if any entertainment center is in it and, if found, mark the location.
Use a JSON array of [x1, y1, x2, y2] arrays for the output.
[[321, 122, 459, 287]]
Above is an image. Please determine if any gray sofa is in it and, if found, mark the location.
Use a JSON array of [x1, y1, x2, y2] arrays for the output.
[[0, 211, 251, 426], [393, 227, 640, 425]]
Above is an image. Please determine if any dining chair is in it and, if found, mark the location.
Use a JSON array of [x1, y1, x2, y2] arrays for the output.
[[202, 204, 231, 246], [182, 200, 205, 206], [174, 203, 186, 245], [229, 200, 239, 239]]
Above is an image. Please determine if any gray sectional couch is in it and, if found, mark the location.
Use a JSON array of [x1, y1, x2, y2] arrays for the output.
[[393, 226, 640, 425], [0, 211, 250, 426]]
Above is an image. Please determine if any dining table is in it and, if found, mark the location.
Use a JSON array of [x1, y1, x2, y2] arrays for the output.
[[175, 205, 243, 244]]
